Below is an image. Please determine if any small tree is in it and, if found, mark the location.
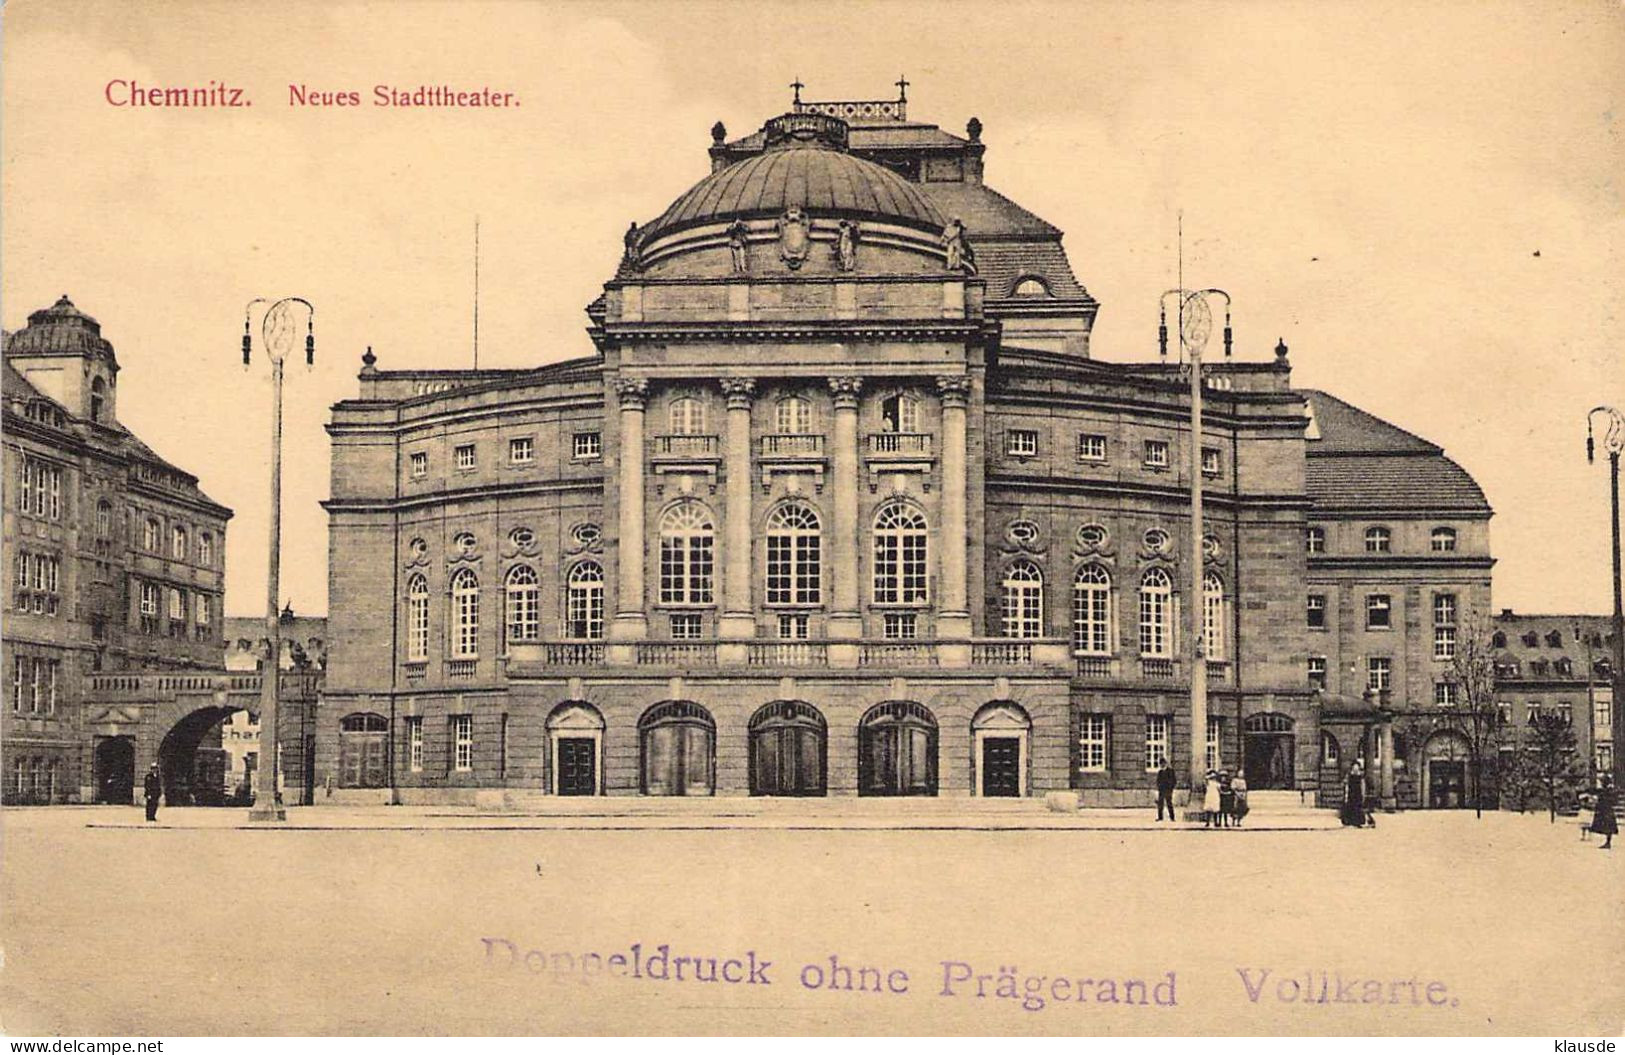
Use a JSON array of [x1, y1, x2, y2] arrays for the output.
[[1516, 713, 1588, 823], [1443, 615, 1504, 818]]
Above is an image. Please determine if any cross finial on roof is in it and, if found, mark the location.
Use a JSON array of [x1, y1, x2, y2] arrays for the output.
[[895, 74, 909, 102], [790, 77, 805, 104]]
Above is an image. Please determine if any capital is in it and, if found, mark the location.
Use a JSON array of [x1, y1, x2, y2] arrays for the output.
[[719, 377, 757, 410], [613, 376, 649, 410], [936, 374, 973, 408], [827, 375, 863, 410]]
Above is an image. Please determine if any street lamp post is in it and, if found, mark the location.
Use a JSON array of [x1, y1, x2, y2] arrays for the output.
[[1161, 286, 1231, 794], [1587, 406, 1625, 791], [242, 297, 315, 823]]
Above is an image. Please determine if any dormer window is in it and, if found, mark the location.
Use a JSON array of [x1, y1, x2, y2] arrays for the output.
[[1012, 277, 1050, 297]]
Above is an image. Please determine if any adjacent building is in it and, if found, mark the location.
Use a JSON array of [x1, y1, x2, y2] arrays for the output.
[[3, 296, 231, 803], [318, 89, 1502, 806], [1491, 610, 1615, 779]]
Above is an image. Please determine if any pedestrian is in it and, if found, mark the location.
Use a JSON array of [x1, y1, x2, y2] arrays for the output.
[[1592, 775, 1618, 850], [1155, 759, 1177, 822], [1230, 771, 1249, 827], [143, 762, 162, 823], [1217, 771, 1236, 828], [1341, 762, 1366, 828], [1202, 769, 1221, 828]]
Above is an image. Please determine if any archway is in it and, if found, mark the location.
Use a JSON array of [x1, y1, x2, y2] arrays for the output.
[[157, 706, 240, 806], [972, 702, 1031, 797], [94, 736, 135, 804], [748, 701, 827, 797], [639, 701, 715, 796], [547, 701, 605, 796], [337, 712, 389, 789], [1242, 712, 1296, 789], [859, 701, 938, 796], [1422, 731, 1471, 809]]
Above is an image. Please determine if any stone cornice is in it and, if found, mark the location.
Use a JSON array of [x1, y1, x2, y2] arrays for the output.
[[984, 472, 1312, 511], [322, 477, 605, 514]]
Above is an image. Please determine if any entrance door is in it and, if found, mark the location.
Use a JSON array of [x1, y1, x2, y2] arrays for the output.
[[981, 737, 1021, 797], [96, 737, 135, 804], [1429, 760, 1466, 808], [557, 737, 596, 796], [1244, 735, 1296, 789]]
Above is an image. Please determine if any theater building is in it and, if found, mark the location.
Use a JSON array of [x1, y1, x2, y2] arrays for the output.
[[2, 296, 231, 804], [320, 89, 1495, 804]]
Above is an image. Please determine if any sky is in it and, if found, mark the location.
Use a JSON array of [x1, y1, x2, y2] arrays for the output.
[[3, 0, 1621, 617]]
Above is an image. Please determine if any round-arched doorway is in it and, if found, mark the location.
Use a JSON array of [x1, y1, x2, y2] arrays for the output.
[[858, 701, 938, 797], [1243, 712, 1296, 789], [1422, 731, 1471, 809], [157, 706, 238, 805], [748, 701, 827, 797], [94, 736, 135, 804], [639, 701, 715, 796]]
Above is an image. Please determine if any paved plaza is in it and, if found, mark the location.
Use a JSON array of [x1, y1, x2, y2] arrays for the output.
[[1, 805, 1620, 1036]]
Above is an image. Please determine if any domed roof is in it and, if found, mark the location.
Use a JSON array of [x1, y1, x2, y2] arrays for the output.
[[642, 113, 944, 242], [6, 295, 115, 358]]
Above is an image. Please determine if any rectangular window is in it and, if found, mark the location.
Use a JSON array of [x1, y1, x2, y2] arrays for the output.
[[659, 533, 714, 605], [194, 593, 211, 639], [1079, 715, 1110, 772], [46, 660, 58, 714], [1143, 439, 1170, 469], [1433, 626, 1457, 661], [1307, 594, 1326, 629], [13, 657, 25, 712], [1367, 656, 1391, 692], [1207, 716, 1223, 772], [573, 432, 602, 460], [882, 612, 918, 640], [407, 716, 424, 773], [451, 714, 473, 772], [1433, 593, 1457, 660], [454, 444, 476, 471], [1145, 715, 1170, 771], [1201, 447, 1221, 476], [1006, 429, 1039, 457], [409, 451, 428, 478], [508, 437, 534, 464], [1526, 701, 1542, 724], [1077, 434, 1108, 462], [1366, 594, 1391, 629], [408, 590, 430, 662], [669, 613, 703, 639], [1308, 656, 1328, 691], [777, 613, 809, 640], [1434, 681, 1458, 707], [1306, 526, 1325, 554], [1598, 698, 1613, 732]]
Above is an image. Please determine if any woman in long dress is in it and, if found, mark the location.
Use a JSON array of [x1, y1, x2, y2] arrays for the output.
[[1592, 776, 1618, 850], [1342, 763, 1366, 827], [1202, 769, 1221, 828], [1230, 772, 1249, 827]]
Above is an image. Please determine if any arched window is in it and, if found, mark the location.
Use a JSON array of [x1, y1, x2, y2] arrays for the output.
[[143, 518, 160, 552], [1073, 564, 1113, 655], [668, 396, 706, 435], [658, 502, 715, 605], [406, 575, 430, 661], [90, 376, 106, 422], [1012, 276, 1050, 297], [639, 701, 715, 796], [749, 701, 827, 797], [775, 396, 813, 434], [1364, 526, 1391, 554], [1430, 527, 1457, 552], [198, 533, 213, 565], [171, 525, 188, 560], [873, 503, 928, 604], [1139, 567, 1173, 658], [1000, 560, 1044, 639], [95, 501, 112, 540], [880, 392, 922, 434], [566, 561, 605, 640], [1203, 571, 1226, 661], [504, 565, 540, 645], [449, 568, 479, 658], [859, 701, 938, 796], [766, 503, 821, 605], [337, 712, 388, 788]]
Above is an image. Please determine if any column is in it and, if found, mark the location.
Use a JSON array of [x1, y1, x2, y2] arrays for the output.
[[719, 378, 756, 641], [610, 377, 649, 640], [827, 376, 863, 641], [936, 375, 972, 640], [1379, 717, 1396, 810]]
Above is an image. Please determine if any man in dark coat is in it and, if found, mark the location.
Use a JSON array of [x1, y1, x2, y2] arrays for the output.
[[1592, 775, 1618, 850], [1155, 760, 1177, 821], [143, 763, 162, 822]]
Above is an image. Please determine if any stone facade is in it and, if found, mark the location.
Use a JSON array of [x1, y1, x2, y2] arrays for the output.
[[2, 297, 231, 804], [318, 92, 1495, 806]]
